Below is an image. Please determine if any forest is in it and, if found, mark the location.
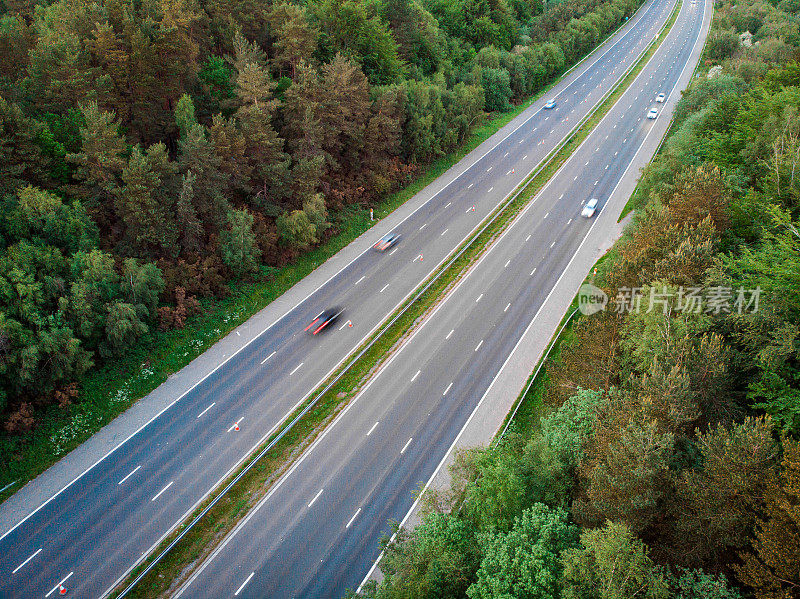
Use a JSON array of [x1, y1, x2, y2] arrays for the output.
[[356, 0, 800, 597], [0, 0, 646, 433]]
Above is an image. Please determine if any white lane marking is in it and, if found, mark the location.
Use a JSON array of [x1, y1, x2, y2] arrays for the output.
[[355, 276, 365, 285], [530, 268, 537, 275], [346, 508, 361, 528], [151, 481, 173, 502], [290, 363, 303, 376], [523, 155, 528, 160], [550, 241, 556, 248], [605, 164, 609, 170], [367, 422, 379, 436], [614, 151, 619, 156], [446, 329, 454, 340], [504, 260, 510, 268], [12, 548, 42, 574], [441, 229, 448, 236], [567, 218, 573, 224], [401, 438, 413, 454], [486, 166, 492, 172], [197, 403, 216, 419], [339, 321, 349, 330], [389, 248, 398, 255], [443, 383, 453, 396], [519, 139, 524, 144], [544, 212, 550, 219], [445, 202, 451, 208], [504, 303, 511, 312], [234, 572, 254, 596], [308, 488, 323, 508], [476, 294, 483, 303], [467, 183, 473, 189], [488, 187, 494, 192], [574, 175, 578, 180], [525, 235, 531, 242], [118, 465, 142, 485], [411, 370, 421, 382], [594, 180, 599, 185], [260, 351, 276, 365], [475, 340, 483, 352], [46, 572, 73, 598], [419, 223, 427, 231], [380, 283, 390, 293], [504, 152, 509, 157], [585, 161, 589, 165], [559, 193, 564, 199]]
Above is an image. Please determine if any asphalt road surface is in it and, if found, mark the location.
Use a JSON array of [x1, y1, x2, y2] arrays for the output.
[[0, 0, 695, 595], [175, 0, 709, 597]]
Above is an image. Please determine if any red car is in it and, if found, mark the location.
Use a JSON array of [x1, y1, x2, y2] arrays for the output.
[[304, 307, 344, 335]]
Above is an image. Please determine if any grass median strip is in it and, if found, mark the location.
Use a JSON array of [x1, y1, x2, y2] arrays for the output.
[[113, 5, 682, 597]]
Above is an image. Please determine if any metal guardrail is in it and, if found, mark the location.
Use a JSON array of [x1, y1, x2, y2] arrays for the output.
[[115, 5, 678, 595]]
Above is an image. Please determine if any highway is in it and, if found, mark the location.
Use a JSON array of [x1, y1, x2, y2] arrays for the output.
[[175, 0, 709, 596], [0, 0, 690, 595]]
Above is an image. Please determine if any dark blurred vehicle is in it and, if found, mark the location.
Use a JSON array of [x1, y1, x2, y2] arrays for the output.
[[304, 307, 344, 335], [373, 233, 401, 252]]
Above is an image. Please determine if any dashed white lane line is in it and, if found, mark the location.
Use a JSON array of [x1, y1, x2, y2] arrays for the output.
[[339, 320, 350, 330], [389, 247, 398, 255], [419, 223, 427, 231], [441, 229, 449, 236], [346, 508, 361, 528], [446, 329, 454, 340], [504, 152, 509, 157], [290, 363, 304, 376], [12, 548, 41, 574], [504, 303, 511, 312], [151, 481, 173, 502], [605, 165, 609, 170], [260, 351, 276, 365], [443, 383, 453, 396], [118, 465, 141, 485], [467, 183, 474, 189], [523, 155, 528, 160], [486, 166, 492, 172], [367, 422, 379, 436], [594, 180, 599, 186], [308, 488, 323, 508], [475, 340, 483, 352], [445, 202, 451, 208], [355, 276, 365, 285], [46, 572, 73, 598], [197, 403, 215, 419], [380, 283, 390, 293], [559, 193, 564, 199], [550, 241, 556, 248], [488, 187, 494, 192], [544, 212, 549, 219], [525, 234, 531, 242], [234, 572, 255, 596], [504, 259, 510, 268], [530, 267, 537, 276], [401, 438, 413, 454], [476, 294, 483, 303], [411, 370, 421, 382]]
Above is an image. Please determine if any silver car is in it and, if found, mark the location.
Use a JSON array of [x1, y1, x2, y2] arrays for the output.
[[582, 198, 599, 217]]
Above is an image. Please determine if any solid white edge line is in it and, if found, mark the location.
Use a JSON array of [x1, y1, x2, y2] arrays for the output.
[[12, 547, 41, 574], [307, 488, 323, 508], [46, 571, 73, 598], [366, 422, 379, 436], [151, 481, 174, 502], [117, 465, 141, 485], [196, 403, 216, 419], [357, 0, 700, 590], [346, 508, 361, 528], [234, 572, 254, 596], [400, 438, 413, 455]]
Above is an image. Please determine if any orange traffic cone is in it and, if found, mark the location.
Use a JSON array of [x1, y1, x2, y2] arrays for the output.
[[348, 321, 353, 328], [59, 585, 67, 595], [471, 205, 476, 212], [234, 423, 239, 431], [511, 168, 515, 174]]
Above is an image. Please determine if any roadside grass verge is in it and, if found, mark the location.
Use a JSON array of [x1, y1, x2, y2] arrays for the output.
[[112, 4, 681, 596]]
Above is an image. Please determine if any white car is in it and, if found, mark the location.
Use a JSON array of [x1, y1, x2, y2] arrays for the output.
[[656, 93, 665, 103], [544, 99, 557, 109], [647, 108, 658, 119], [582, 198, 599, 217]]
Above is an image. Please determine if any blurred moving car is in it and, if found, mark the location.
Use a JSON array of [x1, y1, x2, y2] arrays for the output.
[[373, 233, 401, 252], [304, 307, 344, 335], [582, 198, 600, 218], [544, 99, 557, 109], [647, 108, 658, 119], [656, 93, 665, 103]]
